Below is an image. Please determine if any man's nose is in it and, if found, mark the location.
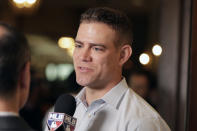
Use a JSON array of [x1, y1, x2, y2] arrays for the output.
[[80, 48, 92, 62]]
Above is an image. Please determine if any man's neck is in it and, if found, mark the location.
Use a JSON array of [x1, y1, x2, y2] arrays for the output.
[[85, 88, 109, 105], [85, 78, 122, 106], [0, 99, 19, 114]]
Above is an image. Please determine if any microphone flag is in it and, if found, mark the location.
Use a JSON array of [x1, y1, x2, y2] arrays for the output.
[[63, 114, 77, 131], [47, 112, 77, 131], [47, 112, 65, 131]]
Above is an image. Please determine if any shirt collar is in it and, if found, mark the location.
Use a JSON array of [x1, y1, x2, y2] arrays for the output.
[[75, 87, 87, 106], [75, 78, 129, 109], [102, 78, 128, 109], [0, 111, 19, 116]]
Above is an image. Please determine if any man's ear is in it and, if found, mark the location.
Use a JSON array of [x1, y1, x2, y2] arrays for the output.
[[18, 61, 31, 109], [119, 45, 132, 66], [20, 61, 31, 89]]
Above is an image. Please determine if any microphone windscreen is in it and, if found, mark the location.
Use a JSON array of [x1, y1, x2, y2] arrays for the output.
[[54, 94, 76, 116]]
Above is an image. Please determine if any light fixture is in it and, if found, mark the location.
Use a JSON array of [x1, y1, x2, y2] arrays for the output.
[[56, 64, 74, 81], [139, 53, 150, 65], [45, 63, 74, 81], [58, 37, 75, 57], [152, 44, 162, 56], [45, 63, 57, 81], [12, 0, 37, 8]]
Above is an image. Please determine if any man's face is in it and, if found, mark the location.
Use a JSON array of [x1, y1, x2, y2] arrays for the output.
[[73, 22, 122, 89]]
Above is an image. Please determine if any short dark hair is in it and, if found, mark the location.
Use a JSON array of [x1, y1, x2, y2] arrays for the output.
[[0, 22, 30, 97], [80, 7, 133, 47]]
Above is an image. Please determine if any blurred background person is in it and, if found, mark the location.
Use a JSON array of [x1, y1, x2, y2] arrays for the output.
[[0, 22, 34, 131], [127, 69, 158, 109]]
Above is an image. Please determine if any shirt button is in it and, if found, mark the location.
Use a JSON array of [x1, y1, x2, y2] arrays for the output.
[[88, 114, 91, 118]]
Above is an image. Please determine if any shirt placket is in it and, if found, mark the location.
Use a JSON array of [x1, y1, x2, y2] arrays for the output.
[[80, 100, 106, 131]]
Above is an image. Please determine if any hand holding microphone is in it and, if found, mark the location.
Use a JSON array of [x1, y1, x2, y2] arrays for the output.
[[47, 94, 77, 131]]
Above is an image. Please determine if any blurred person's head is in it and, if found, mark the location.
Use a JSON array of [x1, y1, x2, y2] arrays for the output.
[[128, 69, 152, 98], [73, 7, 133, 89], [0, 22, 31, 112]]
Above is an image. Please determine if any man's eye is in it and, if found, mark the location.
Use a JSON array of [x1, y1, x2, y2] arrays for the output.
[[93, 47, 103, 51], [75, 44, 82, 48]]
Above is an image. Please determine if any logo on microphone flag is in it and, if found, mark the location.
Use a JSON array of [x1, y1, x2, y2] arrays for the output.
[[63, 114, 77, 131], [47, 112, 65, 131]]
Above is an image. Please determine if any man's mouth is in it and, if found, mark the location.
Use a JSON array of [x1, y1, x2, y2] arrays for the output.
[[78, 66, 93, 73]]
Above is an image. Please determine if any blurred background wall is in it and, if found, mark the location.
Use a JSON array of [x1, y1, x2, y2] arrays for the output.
[[0, 0, 193, 130]]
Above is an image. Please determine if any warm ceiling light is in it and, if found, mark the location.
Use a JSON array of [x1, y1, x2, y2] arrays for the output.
[[12, 0, 37, 8], [58, 37, 74, 49], [152, 44, 162, 56], [58, 37, 75, 57], [139, 53, 150, 65], [26, 0, 36, 4], [13, 0, 26, 4]]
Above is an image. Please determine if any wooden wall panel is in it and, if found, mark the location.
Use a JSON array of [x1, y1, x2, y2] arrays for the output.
[[188, 0, 197, 130]]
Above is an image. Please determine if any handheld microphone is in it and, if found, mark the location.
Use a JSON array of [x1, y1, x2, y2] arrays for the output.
[[47, 94, 77, 131]]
